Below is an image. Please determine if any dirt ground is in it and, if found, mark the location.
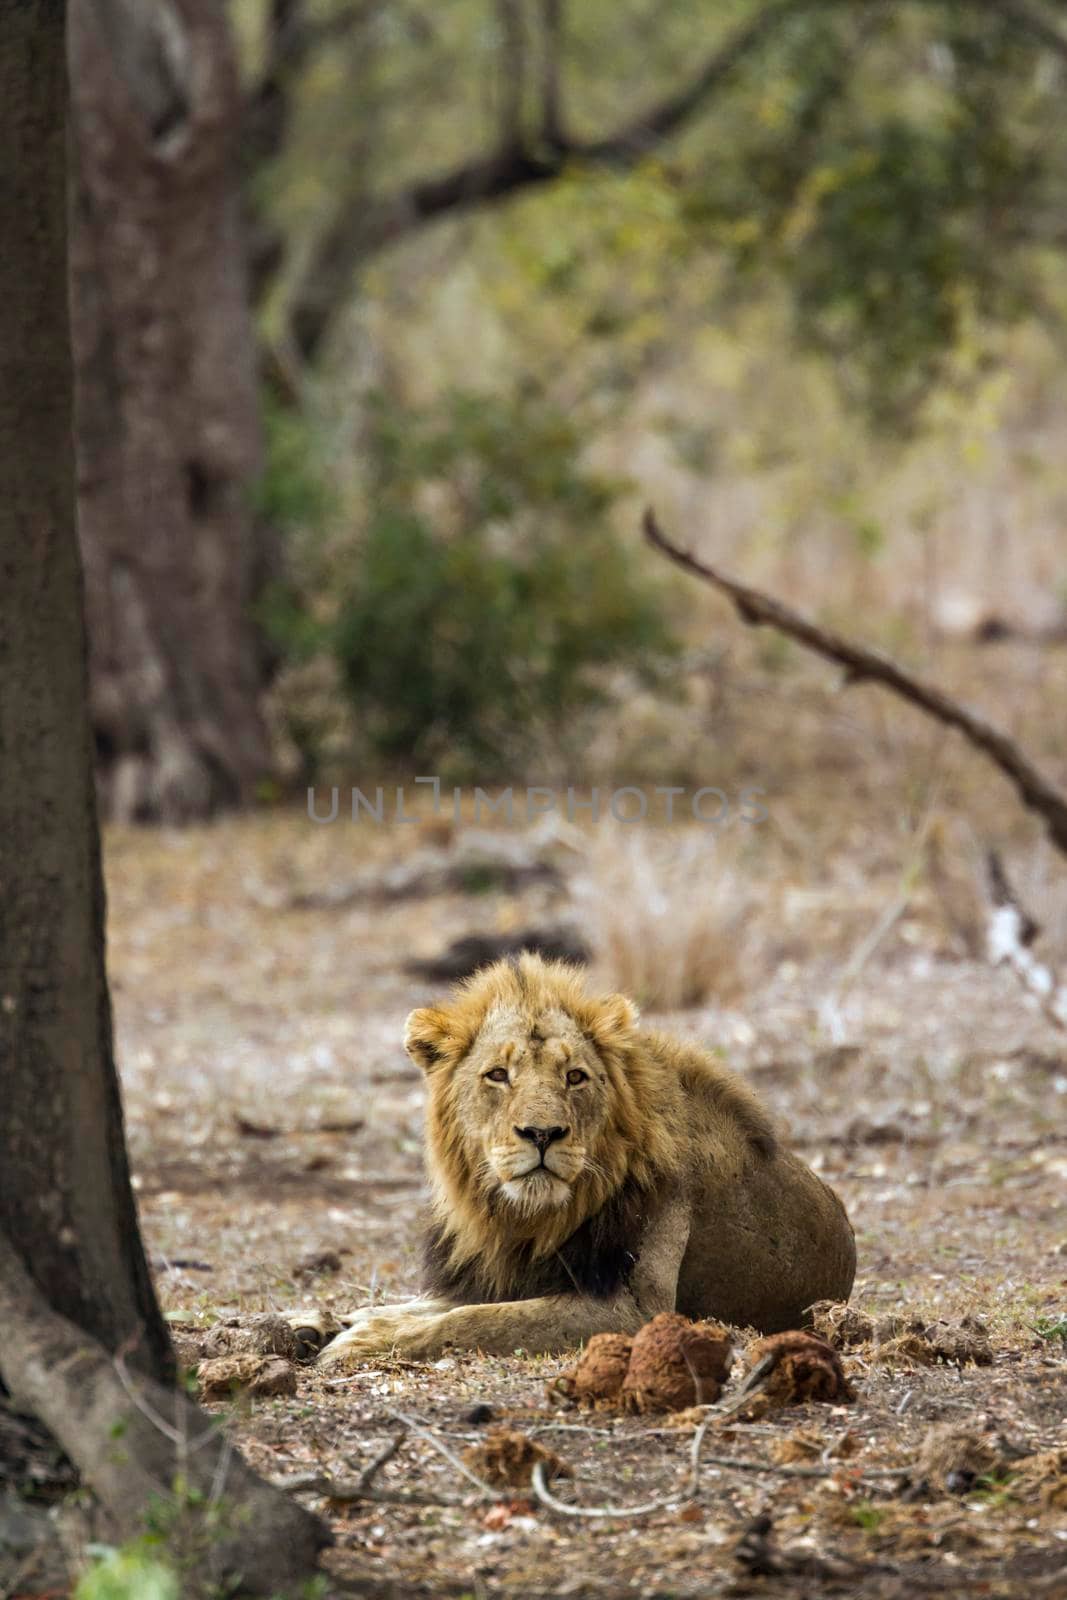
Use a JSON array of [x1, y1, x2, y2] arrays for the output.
[[98, 761, 1067, 1599]]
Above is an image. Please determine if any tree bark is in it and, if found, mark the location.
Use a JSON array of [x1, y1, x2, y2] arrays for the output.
[[69, 0, 272, 822], [0, 0, 170, 1378], [0, 4, 328, 1581]]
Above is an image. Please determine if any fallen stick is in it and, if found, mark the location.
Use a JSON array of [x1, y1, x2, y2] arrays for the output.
[[276, 1475, 476, 1508], [390, 1409, 499, 1497], [531, 1439, 909, 1523], [530, 1459, 679, 1519], [643, 508, 1067, 858], [689, 1427, 911, 1491], [278, 1417, 500, 1508]]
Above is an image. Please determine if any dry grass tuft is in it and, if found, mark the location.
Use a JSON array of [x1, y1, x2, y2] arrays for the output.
[[574, 826, 760, 1010]]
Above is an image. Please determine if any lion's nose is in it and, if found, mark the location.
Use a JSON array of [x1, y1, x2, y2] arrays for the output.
[[515, 1124, 569, 1154]]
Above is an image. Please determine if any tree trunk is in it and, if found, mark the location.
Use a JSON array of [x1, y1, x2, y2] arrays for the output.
[[0, 1232, 328, 1588], [69, 0, 272, 823], [0, 0, 171, 1379], [0, 5, 328, 1581]]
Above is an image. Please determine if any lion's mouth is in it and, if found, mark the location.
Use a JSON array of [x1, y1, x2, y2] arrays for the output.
[[499, 1168, 571, 1211]]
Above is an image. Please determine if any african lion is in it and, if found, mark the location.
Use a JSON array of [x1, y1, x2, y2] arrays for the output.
[[296, 955, 855, 1366]]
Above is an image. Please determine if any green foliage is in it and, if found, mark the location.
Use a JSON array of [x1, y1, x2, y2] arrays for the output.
[[675, 12, 1051, 425], [1033, 1314, 1067, 1344], [773, 115, 1031, 423], [279, 387, 678, 775], [245, 1, 1067, 430], [244, 0, 1067, 723], [254, 395, 334, 535], [972, 1473, 1015, 1508], [76, 1546, 179, 1600]]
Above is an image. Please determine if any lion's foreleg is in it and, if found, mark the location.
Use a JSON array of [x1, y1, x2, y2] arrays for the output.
[[313, 1196, 692, 1366], [319, 1292, 645, 1366], [433, 1292, 651, 1356]]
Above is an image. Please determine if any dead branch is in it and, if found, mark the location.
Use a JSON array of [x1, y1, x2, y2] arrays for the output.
[[690, 1434, 910, 1490], [531, 1432, 909, 1522], [281, 1428, 411, 1502], [285, 0, 806, 353], [276, 1473, 478, 1507], [0, 1229, 328, 1591], [277, 1393, 913, 1524], [279, 1418, 502, 1508], [391, 1409, 500, 1497], [355, 1428, 409, 1490], [530, 1458, 680, 1518], [643, 508, 1067, 859]]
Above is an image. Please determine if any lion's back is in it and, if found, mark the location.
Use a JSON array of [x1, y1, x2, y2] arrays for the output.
[[638, 1028, 779, 1167]]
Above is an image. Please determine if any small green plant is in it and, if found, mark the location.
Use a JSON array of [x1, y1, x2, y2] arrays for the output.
[[76, 1544, 179, 1600], [1033, 1314, 1067, 1344], [849, 1501, 888, 1533], [76, 1459, 251, 1600], [972, 1472, 1015, 1509]]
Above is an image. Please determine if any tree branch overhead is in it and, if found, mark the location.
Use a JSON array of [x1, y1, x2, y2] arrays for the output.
[[279, 0, 1067, 361]]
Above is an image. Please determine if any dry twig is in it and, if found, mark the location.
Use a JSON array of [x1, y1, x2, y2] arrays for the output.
[[530, 1459, 680, 1519], [391, 1409, 500, 1497], [275, 1429, 485, 1509]]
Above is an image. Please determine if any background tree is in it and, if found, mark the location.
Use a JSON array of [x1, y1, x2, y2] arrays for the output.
[[234, 0, 1067, 784], [244, 0, 1067, 400], [74, 0, 1067, 813], [0, 2, 325, 1580], [71, 0, 271, 824]]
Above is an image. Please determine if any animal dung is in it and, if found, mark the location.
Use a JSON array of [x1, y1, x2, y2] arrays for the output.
[[556, 1314, 733, 1414], [622, 1313, 734, 1413], [565, 1331, 635, 1409], [743, 1330, 855, 1409], [464, 1428, 571, 1488], [914, 1423, 1010, 1495], [1010, 1448, 1067, 1512], [172, 1311, 306, 1372], [872, 1314, 993, 1368], [196, 1354, 298, 1401], [809, 1299, 875, 1348]]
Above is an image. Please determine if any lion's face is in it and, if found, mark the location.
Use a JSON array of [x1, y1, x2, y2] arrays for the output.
[[451, 1006, 613, 1213], [405, 958, 642, 1227]]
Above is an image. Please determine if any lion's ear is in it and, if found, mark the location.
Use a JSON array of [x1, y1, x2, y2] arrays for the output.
[[404, 1006, 454, 1072], [587, 992, 640, 1052]]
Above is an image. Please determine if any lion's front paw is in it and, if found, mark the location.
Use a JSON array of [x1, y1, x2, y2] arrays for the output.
[[317, 1300, 453, 1369], [285, 1307, 342, 1361]]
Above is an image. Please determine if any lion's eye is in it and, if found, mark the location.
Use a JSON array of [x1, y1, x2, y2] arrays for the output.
[[484, 1066, 510, 1084], [566, 1067, 589, 1086]]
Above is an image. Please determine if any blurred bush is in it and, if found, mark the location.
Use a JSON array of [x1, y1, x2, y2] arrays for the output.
[[264, 386, 678, 779]]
